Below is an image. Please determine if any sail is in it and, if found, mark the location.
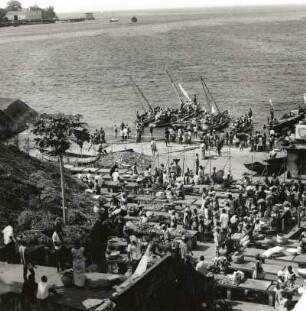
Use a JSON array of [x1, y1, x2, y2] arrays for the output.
[[211, 105, 217, 114], [304, 93, 306, 106], [178, 83, 191, 102]]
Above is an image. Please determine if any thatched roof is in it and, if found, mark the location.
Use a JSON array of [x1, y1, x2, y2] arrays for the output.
[[0, 98, 38, 140]]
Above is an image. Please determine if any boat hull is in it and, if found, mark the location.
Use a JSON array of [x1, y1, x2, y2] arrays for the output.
[[271, 113, 304, 133], [244, 156, 287, 176]]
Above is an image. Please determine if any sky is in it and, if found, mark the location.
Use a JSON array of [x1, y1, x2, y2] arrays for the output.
[[1, 0, 306, 12]]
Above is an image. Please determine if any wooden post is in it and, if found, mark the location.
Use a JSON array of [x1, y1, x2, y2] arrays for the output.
[[59, 155, 67, 225]]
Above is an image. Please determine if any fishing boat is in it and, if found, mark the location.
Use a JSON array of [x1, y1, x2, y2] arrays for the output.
[[131, 77, 159, 126], [150, 70, 205, 128], [244, 156, 287, 176], [110, 18, 119, 23], [268, 96, 306, 134], [270, 112, 305, 134], [230, 115, 253, 134], [131, 16, 137, 23], [197, 76, 230, 132]]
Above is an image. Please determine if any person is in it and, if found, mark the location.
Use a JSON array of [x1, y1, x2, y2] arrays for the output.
[[220, 209, 229, 231], [19, 239, 35, 281], [112, 168, 120, 183], [284, 265, 296, 288], [275, 288, 289, 311], [214, 228, 222, 254], [252, 254, 265, 279], [127, 239, 142, 272], [2, 220, 16, 263], [149, 123, 154, 137], [165, 127, 170, 146], [22, 274, 37, 309], [198, 166, 205, 185], [200, 142, 206, 160], [195, 153, 200, 175], [52, 223, 65, 272], [113, 124, 118, 138], [150, 138, 157, 155], [110, 162, 119, 177], [71, 240, 86, 287], [196, 256, 207, 275], [36, 275, 56, 300], [179, 236, 193, 263]]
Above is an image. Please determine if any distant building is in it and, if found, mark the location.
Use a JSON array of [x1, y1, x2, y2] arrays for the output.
[[85, 13, 95, 20], [6, 10, 42, 21]]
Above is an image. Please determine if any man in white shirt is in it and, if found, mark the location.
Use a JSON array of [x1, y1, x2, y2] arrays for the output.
[[196, 256, 207, 275], [2, 221, 15, 263], [112, 168, 120, 183], [52, 225, 65, 272], [220, 209, 229, 230], [36, 275, 56, 300], [127, 240, 142, 272]]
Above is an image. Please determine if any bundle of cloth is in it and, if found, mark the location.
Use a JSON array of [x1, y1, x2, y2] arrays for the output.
[[262, 246, 285, 258]]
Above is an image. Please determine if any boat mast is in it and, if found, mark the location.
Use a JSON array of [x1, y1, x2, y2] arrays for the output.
[[130, 77, 152, 112], [200, 76, 212, 112], [200, 76, 220, 113], [166, 68, 184, 106]]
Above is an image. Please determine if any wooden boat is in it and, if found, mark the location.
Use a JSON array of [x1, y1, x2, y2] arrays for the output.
[[199, 76, 230, 132], [230, 117, 253, 134], [132, 77, 160, 126], [270, 112, 304, 133], [244, 156, 287, 176], [131, 16, 137, 23], [110, 18, 119, 23]]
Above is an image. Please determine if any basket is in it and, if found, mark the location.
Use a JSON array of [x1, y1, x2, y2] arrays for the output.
[[61, 270, 73, 287], [276, 234, 288, 245], [232, 253, 244, 264]]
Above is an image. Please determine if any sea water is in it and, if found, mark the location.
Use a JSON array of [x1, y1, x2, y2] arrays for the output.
[[0, 5, 305, 135]]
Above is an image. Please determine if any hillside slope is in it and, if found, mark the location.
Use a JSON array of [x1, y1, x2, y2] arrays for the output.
[[0, 143, 95, 246]]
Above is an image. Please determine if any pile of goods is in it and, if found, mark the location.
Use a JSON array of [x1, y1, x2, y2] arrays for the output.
[[97, 150, 152, 167]]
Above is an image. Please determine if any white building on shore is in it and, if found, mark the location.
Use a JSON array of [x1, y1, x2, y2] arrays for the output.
[[5, 9, 42, 21]]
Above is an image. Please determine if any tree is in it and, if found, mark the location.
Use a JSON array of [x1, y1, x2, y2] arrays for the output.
[[72, 127, 91, 157], [29, 4, 41, 11], [32, 113, 85, 225], [42, 6, 57, 20], [0, 9, 7, 22], [6, 1, 22, 11]]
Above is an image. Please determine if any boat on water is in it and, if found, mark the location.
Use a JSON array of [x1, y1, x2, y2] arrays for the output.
[[244, 156, 287, 176], [134, 71, 202, 128], [134, 71, 230, 131], [109, 18, 119, 23], [269, 97, 306, 134], [270, 112, 305, 134], [131, 16, 137, 23], [230, 115, 253, 134], [196, 76, 230, 132]]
